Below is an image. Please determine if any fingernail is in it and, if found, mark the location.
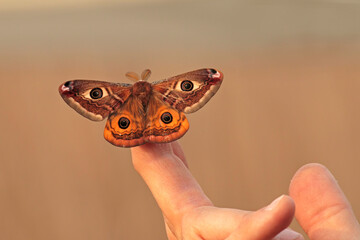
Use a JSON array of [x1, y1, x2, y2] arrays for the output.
[[274, 229, 304, 240], [265, 195, 284, 211]]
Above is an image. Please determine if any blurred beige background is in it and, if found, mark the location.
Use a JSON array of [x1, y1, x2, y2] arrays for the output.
[[1, 0, 360, 239]]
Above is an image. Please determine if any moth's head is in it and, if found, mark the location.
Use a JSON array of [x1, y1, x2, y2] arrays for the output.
[[125, 69, 151, 82]]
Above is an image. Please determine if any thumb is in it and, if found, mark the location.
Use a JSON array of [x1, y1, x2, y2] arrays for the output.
[[228, 195, 301, 240]]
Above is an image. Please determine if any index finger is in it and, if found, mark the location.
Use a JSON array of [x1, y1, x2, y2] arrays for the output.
[[131, 142, 212, 227]]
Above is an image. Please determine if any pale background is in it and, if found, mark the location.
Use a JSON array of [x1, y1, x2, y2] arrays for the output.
[[1, 0, 359, 239]]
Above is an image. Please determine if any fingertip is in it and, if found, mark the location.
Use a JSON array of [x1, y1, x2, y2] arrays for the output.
[[131, 142, 173, 157], [289, 163, 338, 201], [131, 143, 174, 171], [248, 195, 296, 239], [264, 195, 295, 214], [265, 195, 296, 238], [264, 195, 295, 228], [290, 163, 331, 185], [292, 163, 329, 176]]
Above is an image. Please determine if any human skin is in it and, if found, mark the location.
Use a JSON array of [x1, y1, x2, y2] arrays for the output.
[[131, 142, 360, 240]]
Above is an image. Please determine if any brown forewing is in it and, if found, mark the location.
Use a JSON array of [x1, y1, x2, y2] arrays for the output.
[[152, 68, 223, 113], [59, 80, 132, 120]]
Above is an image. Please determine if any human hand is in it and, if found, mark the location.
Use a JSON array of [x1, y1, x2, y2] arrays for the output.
[[131, 142, 360, 239], [131, 142, 301, 239]]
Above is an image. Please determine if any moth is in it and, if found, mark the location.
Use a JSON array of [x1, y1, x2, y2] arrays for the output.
[[59, 68, 223, 147]]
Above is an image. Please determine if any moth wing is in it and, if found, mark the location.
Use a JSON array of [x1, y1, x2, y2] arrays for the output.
[[152, 68, 223, 114], [104, 96, 147, 147], [59, 80, 132, 121], [143, 93, 189, 144]]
